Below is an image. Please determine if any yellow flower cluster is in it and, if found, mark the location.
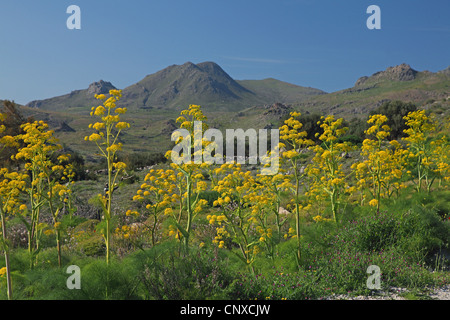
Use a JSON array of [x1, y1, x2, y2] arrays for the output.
[[0, 267, 6, 278], [0, 168, 28, 214], [280, 112, 314, 153], [402, 110, 449, 192], [0, 113, 18, 150], [256, 226, 272, 242], [306, 115, 352, 222], [312, 215, 333, 223], [115, 224, 135, 240], [352, 114, 408, 210], [207, 214, 227, 225], [212, 225, 229, 248], [134, 168, 178, 211], [14, 121, 61, 166], [85, 89, 130, 147], [210, 163, 265, 268]]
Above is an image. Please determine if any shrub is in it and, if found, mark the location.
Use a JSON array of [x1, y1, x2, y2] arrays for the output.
[[130, 242, 235, 300], [67, 220, 106, 257]]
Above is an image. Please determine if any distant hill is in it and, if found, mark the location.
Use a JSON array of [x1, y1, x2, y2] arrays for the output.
[[296, 63, 450, 118], [27, 80, 117, 111], [236, 78, 325, 105]]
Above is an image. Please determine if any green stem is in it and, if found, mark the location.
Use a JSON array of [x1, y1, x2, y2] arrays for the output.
[[1, 207, 13, 300]]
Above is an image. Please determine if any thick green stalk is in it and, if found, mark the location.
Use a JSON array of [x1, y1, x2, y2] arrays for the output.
[[1, 207, 13, 300], [293, 159, 301, 267], [183, 174, 192, 253]]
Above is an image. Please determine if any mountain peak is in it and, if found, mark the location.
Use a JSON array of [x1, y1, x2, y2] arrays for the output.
[[355, 63, 418, 86], [120, 61, 252, 110], [87, 80, 116, 95]]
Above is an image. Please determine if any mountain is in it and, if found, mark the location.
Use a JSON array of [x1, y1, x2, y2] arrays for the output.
[[295, 63, 450, 118], [26, 61, 325, 113], [27, 80, 117, 112], [19, 61, 326, 158], [120, 61, 254, 111]]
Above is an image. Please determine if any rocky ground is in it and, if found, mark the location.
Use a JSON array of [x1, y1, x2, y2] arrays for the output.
[[324, 285, 450, 300]]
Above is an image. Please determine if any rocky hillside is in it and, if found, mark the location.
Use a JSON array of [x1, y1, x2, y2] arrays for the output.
[[296, 63, 450, 118], [355, 63, 419, 86], [27, 80, 117, 111]]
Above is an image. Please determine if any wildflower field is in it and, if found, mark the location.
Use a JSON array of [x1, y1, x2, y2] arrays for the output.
[[0, 91, 449, 300]]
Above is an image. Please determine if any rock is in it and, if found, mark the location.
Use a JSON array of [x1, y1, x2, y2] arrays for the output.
[[355, 76, 369, 86], [354, 63, 418, 86], [26, 100, 43, 109], [263, 103, 293, 117], [87, 80, 117, 95]]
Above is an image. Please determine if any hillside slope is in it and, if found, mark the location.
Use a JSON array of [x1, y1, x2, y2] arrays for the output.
[[297, 64, 450, 118]]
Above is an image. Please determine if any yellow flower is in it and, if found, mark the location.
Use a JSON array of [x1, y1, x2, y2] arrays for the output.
[[368, 199, 379, 207], [94, 106, 106, 116], [113, 162, 127, 170], [88, 133, 102, 142], [116, 122, 130, 130], [106, 143, 122, 153], [115, 107, 127, 114]]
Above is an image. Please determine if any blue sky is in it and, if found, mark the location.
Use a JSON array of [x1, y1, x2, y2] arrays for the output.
[[0, 0, 449, 105]]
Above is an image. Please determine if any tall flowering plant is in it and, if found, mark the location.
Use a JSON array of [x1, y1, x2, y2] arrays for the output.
[[13, 121, 62, 268], [403, 110, 445, 193], [305, 115, 353, 223], [352, 114, 407, 212], [279, 111, 315, 265], [0, 169, 27, 300], [132, 168, 180, 246], [164, 105, 209, 253], [0, 113, 27, 299], [85, 89, 129, 264], [210, 164, 262, 274]]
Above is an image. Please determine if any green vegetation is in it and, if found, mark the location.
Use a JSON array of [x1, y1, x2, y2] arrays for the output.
[[1, 63, 449, 300], [1, 96, 449, 301]]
